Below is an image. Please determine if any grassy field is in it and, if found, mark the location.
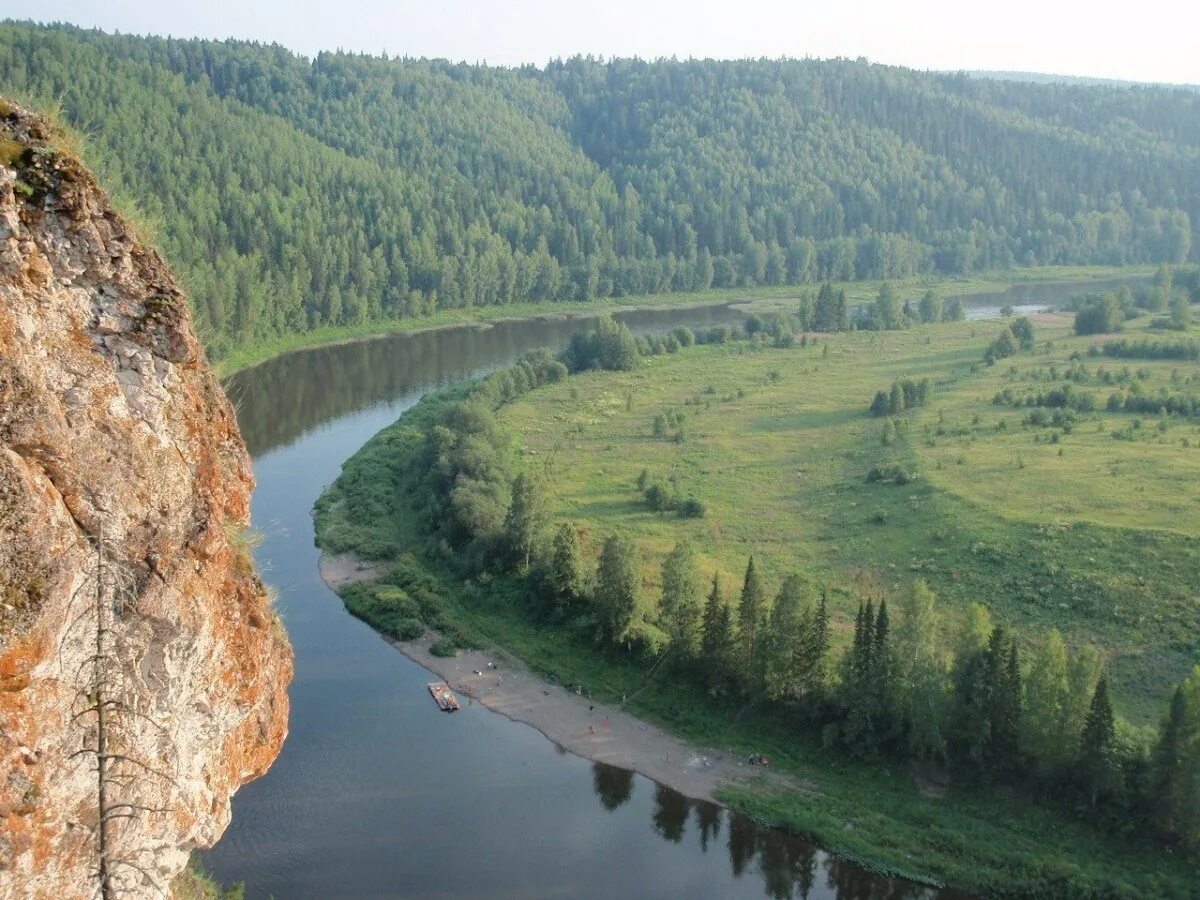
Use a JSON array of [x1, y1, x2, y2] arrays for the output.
[[214, 265, 1148, 376], [497, 311, 1200, 723], [314, 288, 1200, 896]]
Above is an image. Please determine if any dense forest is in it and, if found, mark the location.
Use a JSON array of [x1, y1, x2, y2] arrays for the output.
[[1, 21, 1198, 358]]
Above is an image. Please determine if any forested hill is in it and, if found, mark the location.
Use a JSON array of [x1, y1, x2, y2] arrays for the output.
[[2, 22, 1198, 359]]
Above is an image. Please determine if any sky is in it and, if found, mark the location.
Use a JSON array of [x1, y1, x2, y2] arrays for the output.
[[6, 0, 1200, 85]]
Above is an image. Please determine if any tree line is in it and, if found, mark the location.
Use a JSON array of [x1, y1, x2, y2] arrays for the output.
[[1, 22, 1196, 359], [537, 521, 1199, 850]]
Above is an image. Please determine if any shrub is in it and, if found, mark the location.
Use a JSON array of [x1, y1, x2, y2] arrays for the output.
[[644, 480, 673, 512], [671, 325, 696, 347], [984, 328, 1019, 364], [390, 618, 425, 641], [870, 377, 930, 415], [374, 586, 421, 619], [1074, 295, 1123, 336], [429, 635, 458, 657]]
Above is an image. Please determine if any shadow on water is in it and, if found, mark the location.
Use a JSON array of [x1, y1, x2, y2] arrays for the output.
[[589, 762, 960, 900], [207, 287, 1149, 897]]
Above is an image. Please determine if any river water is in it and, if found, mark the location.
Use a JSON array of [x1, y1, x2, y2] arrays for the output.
[[204, 282, 1136, 898]]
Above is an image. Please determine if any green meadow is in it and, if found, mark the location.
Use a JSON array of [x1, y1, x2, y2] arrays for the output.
[[497, 313, 1200, 723]]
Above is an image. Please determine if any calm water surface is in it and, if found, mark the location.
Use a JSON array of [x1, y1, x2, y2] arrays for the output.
[[203, 284, 1124, 898]]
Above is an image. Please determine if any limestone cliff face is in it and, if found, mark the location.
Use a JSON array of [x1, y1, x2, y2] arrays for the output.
[[0, 101, 291, 897]]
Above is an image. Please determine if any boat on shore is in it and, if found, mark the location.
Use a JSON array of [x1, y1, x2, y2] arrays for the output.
[[427, 681, 460, 712]]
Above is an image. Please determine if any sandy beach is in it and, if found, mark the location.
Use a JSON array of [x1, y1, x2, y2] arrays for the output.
[[319, 551, 784, 804]]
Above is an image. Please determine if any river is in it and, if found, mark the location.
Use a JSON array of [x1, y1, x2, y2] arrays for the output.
[[204, 281, 1137, 898]]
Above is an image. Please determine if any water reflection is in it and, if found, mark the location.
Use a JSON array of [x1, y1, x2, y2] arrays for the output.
[[593, 759, 636, 811], [226, 304, 744, 457], [591, 762, 960, 900]]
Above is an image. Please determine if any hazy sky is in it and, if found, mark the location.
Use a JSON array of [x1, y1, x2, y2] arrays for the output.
[[8, 0, 1200, 85]]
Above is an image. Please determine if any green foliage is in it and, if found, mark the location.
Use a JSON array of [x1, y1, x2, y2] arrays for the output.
[[639, 472, 705, 517], [1150, 668, 1200, 848], [1010, 316, 1036, 349], [1169, 293, 1192, 330], [944, 296, 967, 321], [984, 327, 1020, 364], [503, 472, 544, 569], [562, 316, 641, 372], [659, 541, 702, 653], [1078, 677, 1122, 808], [173, 859, 246, 900], [870, 377, 930, 415], [594, 535, 640, 642], [547, 523, 585, 615], [4, 22, 1194, 362], [736, 557, 766, 683], [1101, 338, 1200, 361], [700, 573, 736, 690], [917, 289, 944, 324], [1074, 294, 1125, 335]]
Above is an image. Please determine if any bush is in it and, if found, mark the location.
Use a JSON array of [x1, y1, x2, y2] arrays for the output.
[[984, 328, 1019, 364], [870, 377, 930, 415], [390, 618, 425, 641], [429, 635, 458, 657], [671, 325, 696, 347], [677, 495, 706, 518], [374, 586, 421, 619], [866, 464, 913, 485], [1074, 295, 1123, 336], [562, 316, 641, 372], [1101, 339, 1200, 361]]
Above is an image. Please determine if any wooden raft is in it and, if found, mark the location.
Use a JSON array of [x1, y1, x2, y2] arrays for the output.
[[427, 681, 460, 712]]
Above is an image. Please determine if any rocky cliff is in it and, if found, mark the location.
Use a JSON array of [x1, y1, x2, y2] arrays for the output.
[[0, 101, 291, 897]]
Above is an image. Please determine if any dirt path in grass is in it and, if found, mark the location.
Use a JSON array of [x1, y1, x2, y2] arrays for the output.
[[320, 551, 786, 803]]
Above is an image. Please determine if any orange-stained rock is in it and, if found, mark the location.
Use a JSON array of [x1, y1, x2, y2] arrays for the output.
[[0, 100, 292, 899]]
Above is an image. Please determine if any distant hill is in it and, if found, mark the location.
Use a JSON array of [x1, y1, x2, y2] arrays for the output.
[[1, 21, 1197, 358], [966, 70, 1200, 92]]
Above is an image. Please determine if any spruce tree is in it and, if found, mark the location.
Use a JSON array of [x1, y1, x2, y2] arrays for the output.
[[737, 557, 765, 686], [1150, 668, 1200, 845], [869, 600, 897, 749], [700, 573, 734, 688], [795, 589, 831, 696], [981, 626, 1022, 772], [594, 535, 639, 644], [1078, 676, 1121, 809], [950, 603, 993, 766], [549, 523, 584, 613], [660, 541, 702, 655], [842, 600, 885, 757], [1151, 685, 1190, 837], [762, 574, 804, 701]]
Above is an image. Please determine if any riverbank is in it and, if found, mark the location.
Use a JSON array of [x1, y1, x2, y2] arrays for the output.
[[321, 550, 788, 804], [214, 265, 1150, 377]]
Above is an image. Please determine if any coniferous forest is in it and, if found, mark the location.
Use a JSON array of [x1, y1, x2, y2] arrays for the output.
[[1, 20, 1198, 359]]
